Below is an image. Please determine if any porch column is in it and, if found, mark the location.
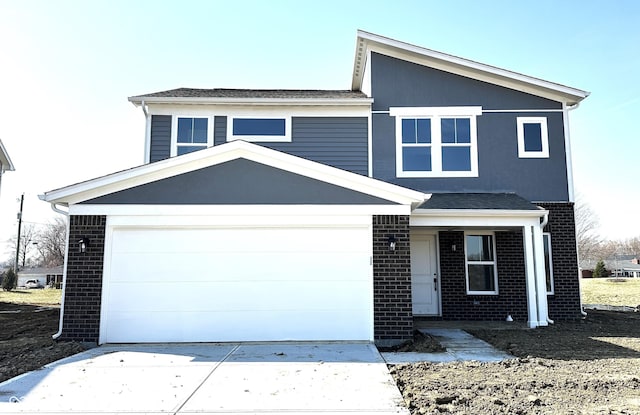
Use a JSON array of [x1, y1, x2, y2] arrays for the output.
[[523, 225, 539, 328], [533, 224, 549, 327]]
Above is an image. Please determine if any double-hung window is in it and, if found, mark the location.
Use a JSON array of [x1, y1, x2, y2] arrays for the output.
[[228, 117, 291, 142], [391, 107, 481, 177], [172, 116, 212, 156], [517, 117, 549, 158], [465, 232, 498, 295]]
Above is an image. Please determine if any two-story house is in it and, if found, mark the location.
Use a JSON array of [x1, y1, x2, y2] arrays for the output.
[[41, 31, 588, 346]]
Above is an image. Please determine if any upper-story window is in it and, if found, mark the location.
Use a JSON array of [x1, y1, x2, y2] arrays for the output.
[[171, 116, 213, 156], [228, 117, 291, 142], [391, 107, 481, 178], [517, 117, 549, 158]]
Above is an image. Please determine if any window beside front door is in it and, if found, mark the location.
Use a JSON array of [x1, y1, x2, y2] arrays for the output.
[[465, 232, 498, 295], [543, 232, 554, 294]]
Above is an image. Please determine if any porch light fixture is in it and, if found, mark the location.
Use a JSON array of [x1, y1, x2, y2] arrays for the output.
[[78, 237, 90, 254], [387, 235, 397, 251]]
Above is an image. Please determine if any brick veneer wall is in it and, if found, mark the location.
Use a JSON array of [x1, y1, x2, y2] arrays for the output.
[[58, 215, 106, 343], [373, 215, 412, 345], [538, 202, 582, 319], [439, 230, 529, 321]]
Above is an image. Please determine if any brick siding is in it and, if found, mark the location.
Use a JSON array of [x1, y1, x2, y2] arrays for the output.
[[439, 230, 529, 321], [436, 203, 581, 322], [58, 215, 106, 343], [538, 202, 582, 319], [373, 215, 413, 345]]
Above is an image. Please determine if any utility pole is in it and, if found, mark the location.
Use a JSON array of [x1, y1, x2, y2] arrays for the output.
[[14, 193, 24, 272]]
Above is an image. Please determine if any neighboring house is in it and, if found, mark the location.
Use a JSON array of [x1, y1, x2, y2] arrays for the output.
[[40, 31, 589, 346], [17, 266, 64, 288], [581, 256, 640, 278], [0, 138, 15, 196]]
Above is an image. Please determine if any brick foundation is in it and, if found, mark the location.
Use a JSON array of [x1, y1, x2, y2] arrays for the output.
[[58, 215, 106, 343], [373, 215, 412, 345], [538, 202, 582, 319]]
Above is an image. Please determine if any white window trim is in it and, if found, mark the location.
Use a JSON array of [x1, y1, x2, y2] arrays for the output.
[[517, 117, 549, 158], [543, 232, 554, 295], [227, 116, 292, 143], [464, 231, 499, 295], [170, 115, 214, 157], [391, 106, 481, 178]]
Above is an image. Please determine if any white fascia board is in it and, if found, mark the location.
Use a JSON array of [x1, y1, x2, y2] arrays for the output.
[[44, 141, 427, 207], [146, 103, 371, 118], [0, 139, 15, 172], [352, 30, 589, 104], [129, 96, 374, 106], [70, 204, 412, 217], [410, 208, 547, 228]]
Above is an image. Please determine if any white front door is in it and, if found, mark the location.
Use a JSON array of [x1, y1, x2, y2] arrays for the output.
[[411, 232, 439, 315]]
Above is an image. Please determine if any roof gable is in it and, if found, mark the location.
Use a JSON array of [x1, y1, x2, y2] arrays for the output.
[[41, 141, 426, 207], [81, 158, 398, 206], [353, 30, 589, 105], [0, 139, 15, 172]]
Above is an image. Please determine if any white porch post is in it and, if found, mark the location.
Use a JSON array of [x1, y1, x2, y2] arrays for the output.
[[532, 224, 549, 327], [523, 225, 539, 328]]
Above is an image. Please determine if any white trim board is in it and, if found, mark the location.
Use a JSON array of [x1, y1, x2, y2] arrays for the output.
[[352, 30, 589, 105], [41, 140, 428, 207]]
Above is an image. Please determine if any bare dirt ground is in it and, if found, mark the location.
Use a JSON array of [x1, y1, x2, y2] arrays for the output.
[[2, 301, 640, 414], [392, 310, 640, 414], [0, 302, 85, 384]]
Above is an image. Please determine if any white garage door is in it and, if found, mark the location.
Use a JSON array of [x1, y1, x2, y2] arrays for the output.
[[101, 224, 372, 343]]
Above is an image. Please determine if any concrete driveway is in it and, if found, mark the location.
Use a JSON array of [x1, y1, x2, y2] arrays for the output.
[[0, 342, 408, 414]]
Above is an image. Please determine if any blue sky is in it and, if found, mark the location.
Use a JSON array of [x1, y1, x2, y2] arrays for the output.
[[1, 0, 639, 261]]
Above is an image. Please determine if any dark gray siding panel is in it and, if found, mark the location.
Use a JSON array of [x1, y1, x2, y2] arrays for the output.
[[149, 115, 171, 162], [214, 117, 368, 175], [81, 158, 396, 205], [370, 52, 569, 202], [371, 53, 562, 111], [214, 116, 226, 146]]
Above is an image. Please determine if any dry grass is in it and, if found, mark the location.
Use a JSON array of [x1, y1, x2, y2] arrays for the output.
[[581, 277, 640, 307], [0, 288, 62, 306]]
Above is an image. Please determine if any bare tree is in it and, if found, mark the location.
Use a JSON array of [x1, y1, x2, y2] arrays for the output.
[[575, 196, 602, 262], [7, 223, 38, 270], [35, 217, 67, 267]]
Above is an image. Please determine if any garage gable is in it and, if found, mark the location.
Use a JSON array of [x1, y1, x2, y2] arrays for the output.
[[81, 158, 397, 205], [41, 141, 427, 208]]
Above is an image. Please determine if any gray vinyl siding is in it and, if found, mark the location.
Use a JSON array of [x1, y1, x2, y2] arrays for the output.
[[370, 52, 569, 202], [81, 159, 395, 205], [149, 115, 171, 162], [215, 116, 368, 175]]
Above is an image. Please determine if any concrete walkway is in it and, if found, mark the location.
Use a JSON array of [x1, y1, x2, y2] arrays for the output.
[[0, 342, 409, 414], [382, 328, 514, 364]]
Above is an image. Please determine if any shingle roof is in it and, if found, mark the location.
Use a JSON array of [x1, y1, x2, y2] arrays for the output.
[[418, 193, 540, 210], [130, 88, 368, 100]]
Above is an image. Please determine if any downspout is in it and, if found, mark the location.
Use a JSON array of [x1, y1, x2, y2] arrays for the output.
[[141, 100, 151, 164], [48, 201, 70, 339], [564, 102, 589, 317]]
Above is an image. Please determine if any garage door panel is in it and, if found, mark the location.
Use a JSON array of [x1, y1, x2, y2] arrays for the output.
[[112, 228, 367, 254], [103, 223, 373, 343], [105, 309, 372, 343], [110, 252, 370, 283], [106, 279, 371, 313]]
